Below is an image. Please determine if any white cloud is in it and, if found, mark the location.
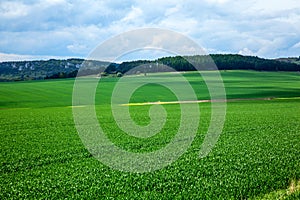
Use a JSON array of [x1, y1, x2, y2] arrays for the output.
[[0, 0, 299, 60], [165, 4, 181, 16], [67, 43, 89, 54], [159, 17, 198, 34], [238, 48, 255, 56], [249, 0, 300, 12], [121, 6, 143, 23], [204, 0, 230, 4], [292, 42, 300, 49], [0, 1, 29, 18], [43, 0, 67, 6], [0, 52, 71, 62]]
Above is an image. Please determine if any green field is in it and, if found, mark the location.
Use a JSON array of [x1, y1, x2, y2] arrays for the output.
[[1, 71, 300, 199]]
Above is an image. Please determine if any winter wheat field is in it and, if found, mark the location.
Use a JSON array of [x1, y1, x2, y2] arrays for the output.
[[1, 71, 300, 199]]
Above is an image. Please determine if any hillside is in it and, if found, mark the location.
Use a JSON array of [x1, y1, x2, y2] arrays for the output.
[[0, 54, 299, 81], [0, 58, 109, 81], [275, 57, 300, 65], [111, 54, 300, 74]]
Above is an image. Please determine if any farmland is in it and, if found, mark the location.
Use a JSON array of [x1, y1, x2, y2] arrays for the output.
[[0, 71, 300, 199]]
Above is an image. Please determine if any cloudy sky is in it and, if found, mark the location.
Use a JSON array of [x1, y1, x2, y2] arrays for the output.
[[1, 0, 300, 61]]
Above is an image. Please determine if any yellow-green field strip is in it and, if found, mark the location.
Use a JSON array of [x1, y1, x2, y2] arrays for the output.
[[121, 97, 300, 106]]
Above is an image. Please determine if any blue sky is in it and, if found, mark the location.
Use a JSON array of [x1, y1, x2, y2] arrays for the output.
[[0, 0, 300, 61]]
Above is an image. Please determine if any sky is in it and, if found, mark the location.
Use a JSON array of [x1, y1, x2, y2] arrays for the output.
[[0, 0, 300, 61]]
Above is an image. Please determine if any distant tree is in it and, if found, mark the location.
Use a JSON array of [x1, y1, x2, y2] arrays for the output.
[[100, 72, 108, 77], [116, 72, 123, 77]]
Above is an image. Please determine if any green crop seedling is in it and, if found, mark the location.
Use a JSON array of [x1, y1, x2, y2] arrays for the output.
[[0, 71, 299, 199]]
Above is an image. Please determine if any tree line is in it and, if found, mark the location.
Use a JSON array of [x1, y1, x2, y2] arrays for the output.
[[105, 54, 300, 75], [0, 54, 299, 81]]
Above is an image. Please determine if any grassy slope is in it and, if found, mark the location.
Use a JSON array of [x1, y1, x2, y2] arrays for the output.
[[0, 71, 300, 199], [0, 70, 299, 108]]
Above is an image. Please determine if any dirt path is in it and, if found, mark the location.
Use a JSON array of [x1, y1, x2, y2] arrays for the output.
[[120, 97, 277, 106]]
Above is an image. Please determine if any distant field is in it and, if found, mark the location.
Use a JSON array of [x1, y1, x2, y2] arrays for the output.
[[0, 71, 300, 199], [1, 70, 299, 108]]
